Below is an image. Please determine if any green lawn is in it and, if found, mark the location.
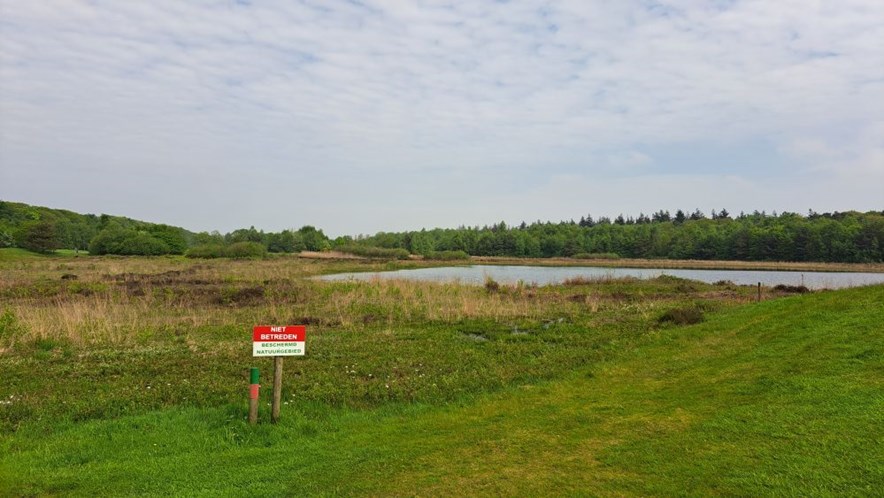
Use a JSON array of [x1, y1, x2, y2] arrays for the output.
[[0, 248, 43, 261], [0, 247, 87, 261], [2, 285, 881, 496]]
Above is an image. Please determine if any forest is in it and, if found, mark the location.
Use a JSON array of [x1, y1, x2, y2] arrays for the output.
[[350, 210, 884, 263], [1, 200, 882, 263]]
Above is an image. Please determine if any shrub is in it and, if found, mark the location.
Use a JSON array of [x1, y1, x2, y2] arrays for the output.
[[88, 226, 127, 255], [336, 245, 410, 260], [185, 244, 226, 259], [116, 232, 170, 255], [0, 308, 24, 343], [224, 241, 267, 259], [0, 229, 14, 248], [658, 306, 704, 325], [89, 226, 172, 256], [425, 250, 470, 261], [562, 275, 607, 285], [484, 276, 500, 293], [571, 252, 620, 260], [773, 284, 810, 293]]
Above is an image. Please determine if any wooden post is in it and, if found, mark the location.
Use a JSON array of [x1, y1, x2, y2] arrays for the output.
[[271, 356, 283, 423], [248, 367, 259, 425], [757, 282, 762, 302]]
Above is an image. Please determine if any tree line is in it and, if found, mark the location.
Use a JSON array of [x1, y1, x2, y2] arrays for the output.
[[0, 201, 330, 257], [2, 201, 882, 263], [342, 210, 884, 263]]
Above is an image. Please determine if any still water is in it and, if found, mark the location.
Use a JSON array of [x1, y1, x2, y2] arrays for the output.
[[318, 265, 884, 290]]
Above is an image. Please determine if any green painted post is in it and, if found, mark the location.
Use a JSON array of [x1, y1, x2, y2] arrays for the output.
[[249, 367, 260, 425]]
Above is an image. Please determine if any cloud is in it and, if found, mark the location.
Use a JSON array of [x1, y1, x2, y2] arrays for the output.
[[1, 0, 882, 234]]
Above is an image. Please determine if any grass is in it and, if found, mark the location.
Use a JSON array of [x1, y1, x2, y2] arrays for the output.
[[0, 248, 46, 261], [1, 261, 744, 428], [0, 248, 89, 261], [0, 255, 881, 495]]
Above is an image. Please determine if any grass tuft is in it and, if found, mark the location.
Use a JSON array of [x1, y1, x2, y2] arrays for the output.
[[658, 306, 704, 325]]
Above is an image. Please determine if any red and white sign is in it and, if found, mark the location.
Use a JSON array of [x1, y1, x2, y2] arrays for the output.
[[252, 325, 306, 357]]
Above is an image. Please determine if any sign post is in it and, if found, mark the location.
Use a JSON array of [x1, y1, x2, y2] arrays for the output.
[[272, 357, 283, 423], [252, 325, 306, 424], [248, 367, 260, 425]]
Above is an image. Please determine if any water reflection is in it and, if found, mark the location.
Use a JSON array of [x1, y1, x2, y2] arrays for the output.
[[318, 265, 884, 290]]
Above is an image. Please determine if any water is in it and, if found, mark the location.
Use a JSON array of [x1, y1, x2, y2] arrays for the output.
[[317, 265, 884, 290]]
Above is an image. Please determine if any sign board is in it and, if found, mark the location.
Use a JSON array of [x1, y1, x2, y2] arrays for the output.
[[252, 325, 306, 357]]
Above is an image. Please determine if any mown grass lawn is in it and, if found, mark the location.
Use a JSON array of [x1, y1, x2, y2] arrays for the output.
[[2, 279, 881, 496]]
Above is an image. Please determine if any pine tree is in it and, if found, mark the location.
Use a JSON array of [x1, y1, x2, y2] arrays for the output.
[[674, 209, 686, 224], [19, 221, 60, 253]]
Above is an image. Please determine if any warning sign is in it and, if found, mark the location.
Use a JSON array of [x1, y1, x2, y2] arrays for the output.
[[252, 325, 306, 357]]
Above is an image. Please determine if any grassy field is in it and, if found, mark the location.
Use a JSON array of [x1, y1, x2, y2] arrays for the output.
[[0, 250, 881, 495]]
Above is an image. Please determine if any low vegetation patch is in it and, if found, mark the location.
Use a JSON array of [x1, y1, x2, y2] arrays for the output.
[[773, 284, 810, 293], [483, 275, 500, 293], [186, 241, 267, 259], [571, 252, 620, 260], [658, 305, 705, 325], [185, 243, 226, 258], [336, 245, 411, 260], [562, 274, 626, 285], [424, 250, 470, 261], [0, 308, 23, 344]]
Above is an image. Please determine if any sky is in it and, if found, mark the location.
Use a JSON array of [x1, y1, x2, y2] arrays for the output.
[[1, 0, 882, 236]]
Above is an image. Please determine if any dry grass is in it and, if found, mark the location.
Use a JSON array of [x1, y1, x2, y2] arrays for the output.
[[0, 255, 757, 348], [0, 272, 521, 346]]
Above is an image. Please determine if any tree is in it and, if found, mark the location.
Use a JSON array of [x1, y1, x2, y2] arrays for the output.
[[0, 229, 13, 248], [408, 230, 435, 256], [674, 209, 686, 225], [227, 226, 263, 244], [88, 224, 173, 255], [117, 232, 170, 255], [18, 221, 60, 253], [298, 226, 329, 251], [652, 210, 671, 223], [267, 230, 299, 253], [193, 231, 225, 246], [89, 224, 127, 255], [148, 224, 187, 254]]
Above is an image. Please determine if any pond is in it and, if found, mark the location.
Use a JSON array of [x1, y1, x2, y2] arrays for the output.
[[317, 265, 884, 290]]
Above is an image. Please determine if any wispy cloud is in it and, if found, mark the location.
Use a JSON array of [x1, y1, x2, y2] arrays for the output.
[[1, 1, 882, 233]]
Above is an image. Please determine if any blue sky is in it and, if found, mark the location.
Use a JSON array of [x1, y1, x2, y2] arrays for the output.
[[1, 0, 882, 236]]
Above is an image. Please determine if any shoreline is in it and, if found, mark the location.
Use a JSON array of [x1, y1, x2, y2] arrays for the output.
[[469, 256, 884, 273], [297, 251, 884, 273]]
